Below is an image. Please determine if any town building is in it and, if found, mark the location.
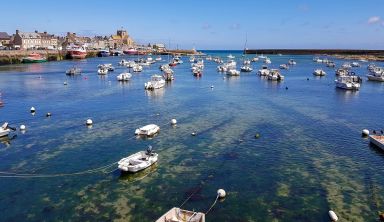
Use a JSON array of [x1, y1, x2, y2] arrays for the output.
[[0, 32, 11, 47], [62, 32, 92, 49], [109, 29, 134, 49], [13, 30, 58, 49]]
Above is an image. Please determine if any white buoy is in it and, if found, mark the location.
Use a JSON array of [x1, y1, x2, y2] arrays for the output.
[[211, 85, 214, 89], [362, 129, 369, 136], [217, 189, 226, 198], [191, 132, 196, 136], [30, 107, 36, 113], [64, 81, 67, 85], [20, 125, 26, 130], [86, 119, 93, 126], [328, 210, 338, 221], [46, 112, 52, 117], [171, 119, 177, 125]]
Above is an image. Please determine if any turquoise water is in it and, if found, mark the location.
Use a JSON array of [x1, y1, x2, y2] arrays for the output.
[[0, 51, 383, 221]]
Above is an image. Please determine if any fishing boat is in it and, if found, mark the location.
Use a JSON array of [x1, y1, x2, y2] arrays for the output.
[[144, 75, 165, 90], [0, 122, 15, 137], [313, 69, 326, 76], [67, 45, 87, 59], [66, 67, 81, 75], [135, 124, 160, 136], [268, 69, 284, 81], [369, 131, 384, 150], [156, 207, 205, 222], [22, 53, 47, 63], [123, 48, 138, 55], [118, 146, 158, 173], [335, 75, 361, 90], [116, 72, 132, 81]]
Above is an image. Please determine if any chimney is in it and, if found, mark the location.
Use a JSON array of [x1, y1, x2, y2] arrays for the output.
[[44, 31, 47, 34], [35, 30, 38, 33], [16, 30, 19, 35]]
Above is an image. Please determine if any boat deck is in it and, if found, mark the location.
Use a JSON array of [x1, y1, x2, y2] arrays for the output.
[[369, 135, 384, 150]]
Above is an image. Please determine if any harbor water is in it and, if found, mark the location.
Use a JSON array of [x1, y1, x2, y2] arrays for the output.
[[0, 51, 383, 221]]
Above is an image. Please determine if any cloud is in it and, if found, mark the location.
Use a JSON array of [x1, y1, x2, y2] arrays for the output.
[[368, 16, 381, 24], [229, 23, 241, 30], [202, 23, 212, 30]]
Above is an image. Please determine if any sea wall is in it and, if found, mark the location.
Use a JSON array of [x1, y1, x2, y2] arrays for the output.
[[0, 50, 99, 66]]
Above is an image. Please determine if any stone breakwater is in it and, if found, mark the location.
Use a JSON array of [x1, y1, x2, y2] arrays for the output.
[[244, 49, 384, 61], [0, 50, 98, 65]]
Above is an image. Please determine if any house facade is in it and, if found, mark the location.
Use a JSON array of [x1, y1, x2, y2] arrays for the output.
[[13, 30, 58, 49], [0, 32, 11, 47]]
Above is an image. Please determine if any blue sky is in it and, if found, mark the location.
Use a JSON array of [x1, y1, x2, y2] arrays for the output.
[[2, 0, 384, 49]]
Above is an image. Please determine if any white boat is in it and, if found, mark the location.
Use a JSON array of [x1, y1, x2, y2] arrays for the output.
[[156, 207, 205, 222], [279, 64, 289, 70], [243, 59, 251, 65], [369, 133, 384, 150], [264, 58, 271, 64], [326, 61, 336, 68], [258, 65, 270, 76], [226, 69, 240, 76], [116, 72, 132, 81], [240, 66, 253, 72], [155, 56, 162, 61], [313, 69, 326, 76], [132, 64, 143, 72], [335, 68, 349, 76], [227, 54, 235, 59], [118, 147, 158, 173], [288, 59, 296, 65], [66, 67, 81, 75], [267, 69, 284, 81], [145, 75, 166, 90], [342, 63, 352, 69], [335, 76, 361, 90], [351, 62, 360, 67], [367, 72, 384, 82], [0, 122, 12, 137], [251, 57, 259, 62], [97, 67, 108, 75], [258, 55, 266, 59], [135, 124, 160, 136]]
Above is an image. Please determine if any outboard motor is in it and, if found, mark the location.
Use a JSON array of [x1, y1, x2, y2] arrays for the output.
[[146, 145, 153, 156]]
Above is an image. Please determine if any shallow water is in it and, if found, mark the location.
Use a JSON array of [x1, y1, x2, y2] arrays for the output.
[[0, 51, 383, 221]]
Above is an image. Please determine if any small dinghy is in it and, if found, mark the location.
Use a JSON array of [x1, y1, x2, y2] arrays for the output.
[[156, 207, 205, 222], [0, 122, 16, 137], [135, 124, 160, 136], [118, 146, 158, 173]]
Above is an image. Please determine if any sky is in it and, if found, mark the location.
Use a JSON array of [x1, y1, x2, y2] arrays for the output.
[[1, 0, 384, 49]]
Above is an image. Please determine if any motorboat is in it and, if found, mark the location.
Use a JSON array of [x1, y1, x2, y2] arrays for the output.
[[258, 65, 270, 76], [22, 53, 47, 63], [97, 67, 108, 75], [227, 54, 235, 59], [226, 69, 240, 76], [0, 122, 15, 137], [240, 66, 253, 72], [288, 59, 296, 65], [98, 64, 114, 71], [135, 124, 160, 136], [342, 63, 352, 69], [335, 75, 361, 90], [193, 68, 203, 77], [118, 146, 158, 173], [326, 61, 336, 68], [251, 57, 259, 62], [243, 59, 251, 65], [335, 68, 349, 76], [156, 207, 205, 222], [145, 75, 165, 90], [313, 69, 326, 76], [264, 58, 271, 64], [66, 67, 81, 75], [369, 131, 384, 150], [267, 69, 284, 81], [367, 72, 384, 82], [97, 49, 110, 57], [351, 62, 360, 67], [132, 64, 143, 72], [217, 65, 227, 72], [155, 56, 162, 61], [116, 72, 132, 81], [279, 64, 289, 70]]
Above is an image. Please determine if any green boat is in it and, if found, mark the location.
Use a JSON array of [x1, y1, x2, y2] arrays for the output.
[[22, 53, 47, 63]]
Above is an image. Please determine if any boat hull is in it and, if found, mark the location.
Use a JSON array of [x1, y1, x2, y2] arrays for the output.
[[118, 151, 158, 173], [22, 58, 47, 63], [369, 135, 384, 150], [67, 51, 87, 59], [367, 75, 384, 82]]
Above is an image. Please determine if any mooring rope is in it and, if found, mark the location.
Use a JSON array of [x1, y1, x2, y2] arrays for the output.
[[205, 194, 220, 214]]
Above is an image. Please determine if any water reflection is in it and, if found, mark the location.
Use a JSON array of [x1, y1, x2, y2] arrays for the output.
[[0, 135, 17, 148], [145, 88, 165, 99], [118, 163, 158, 183], [335, 88, 359, 102]]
